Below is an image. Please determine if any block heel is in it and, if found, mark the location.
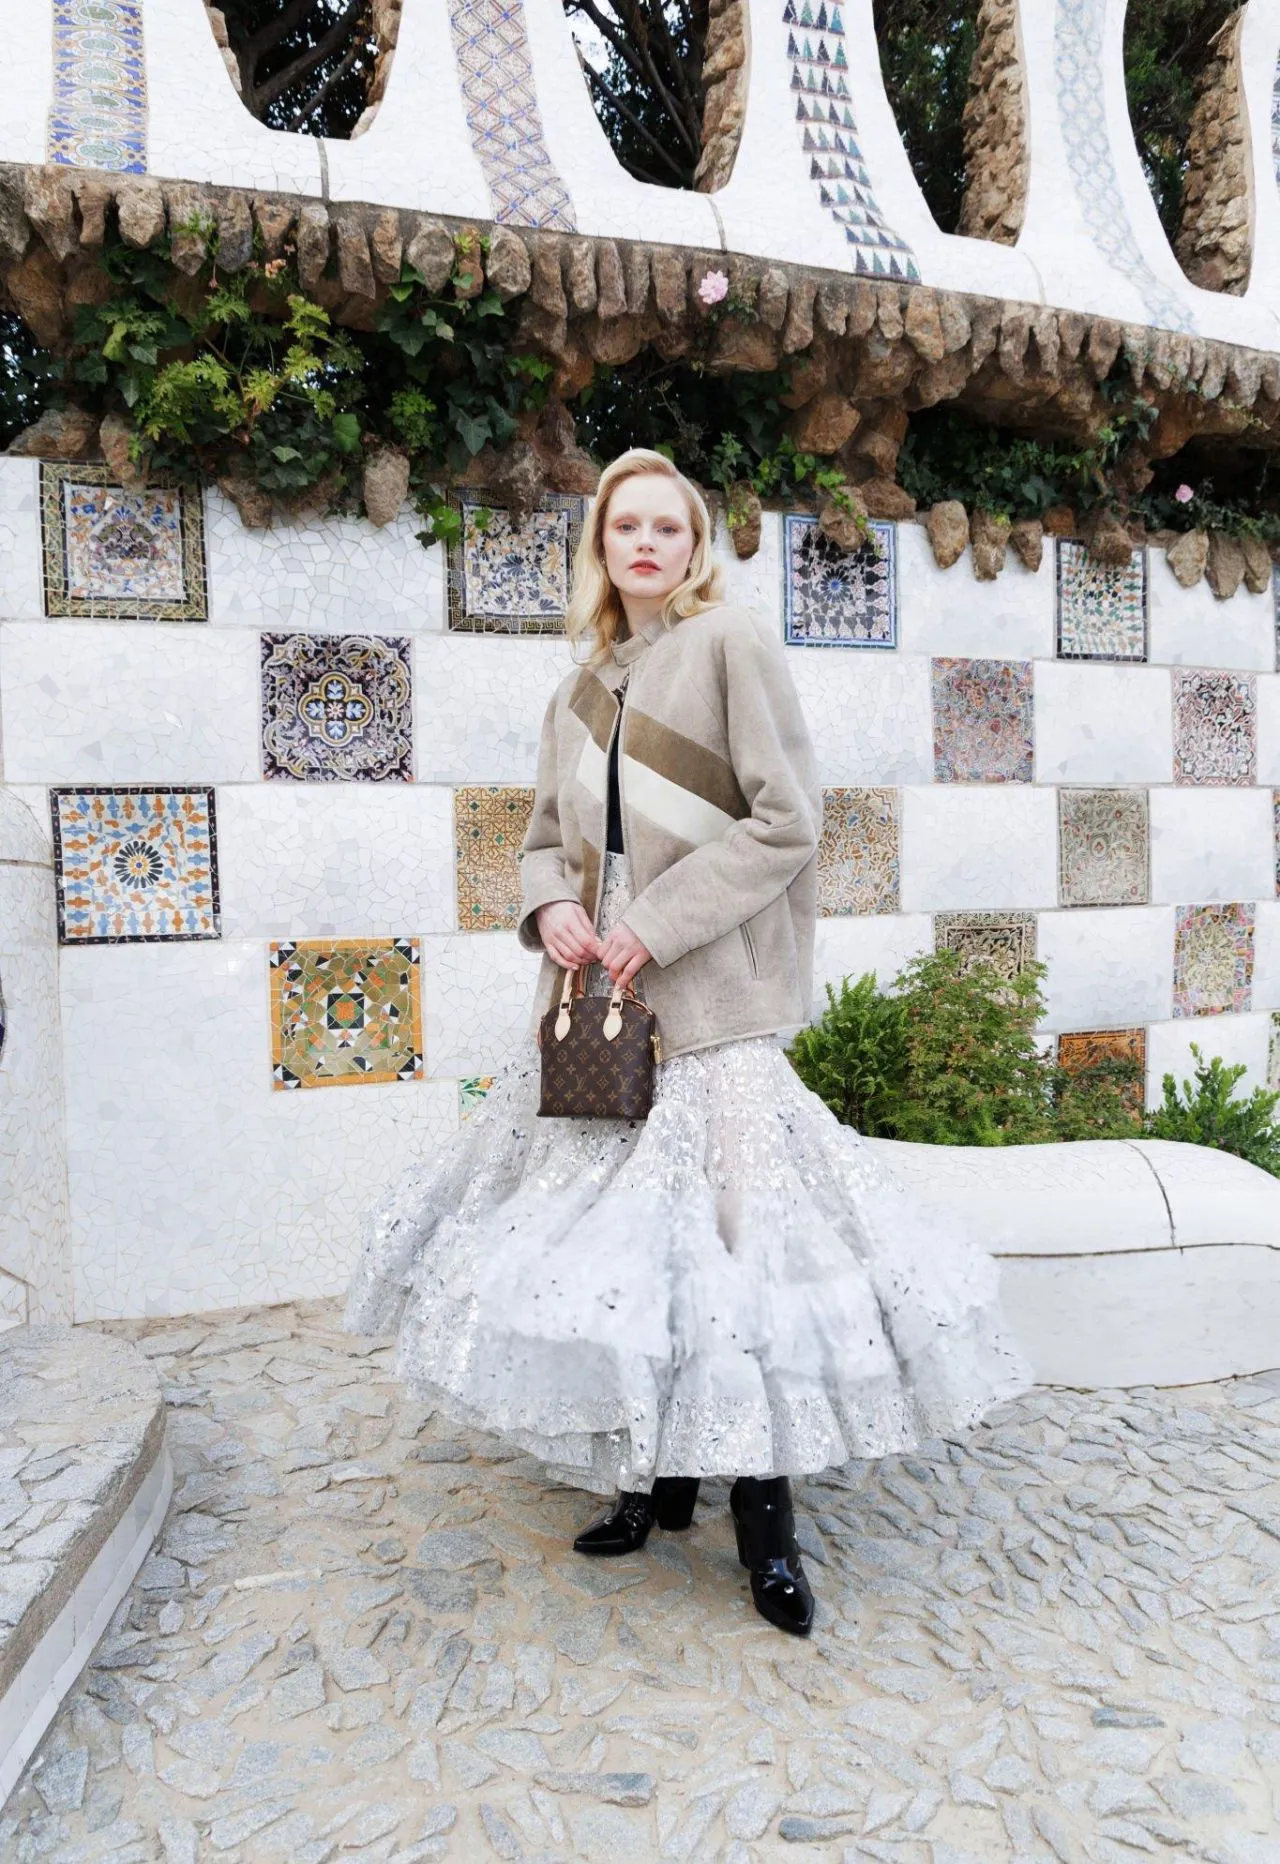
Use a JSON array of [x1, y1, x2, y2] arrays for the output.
[[653, 1476, 700, 1531]]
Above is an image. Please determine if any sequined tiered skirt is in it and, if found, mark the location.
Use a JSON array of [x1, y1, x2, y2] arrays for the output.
[[345, 853, 1032, 1494]]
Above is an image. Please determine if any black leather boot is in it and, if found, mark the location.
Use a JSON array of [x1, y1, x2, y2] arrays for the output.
[[573, 1477, 700, 1556], [729, 1476, 814, 1636]]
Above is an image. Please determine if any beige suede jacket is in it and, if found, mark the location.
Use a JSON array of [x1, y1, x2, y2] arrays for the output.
[[516, 602, 823, 1061]]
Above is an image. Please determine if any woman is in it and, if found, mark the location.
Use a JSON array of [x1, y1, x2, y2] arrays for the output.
[[346, 448, 1030, 1638]]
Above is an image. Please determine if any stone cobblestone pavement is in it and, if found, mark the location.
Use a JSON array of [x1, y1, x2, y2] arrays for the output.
[[5, 1299, 1280, 1864]]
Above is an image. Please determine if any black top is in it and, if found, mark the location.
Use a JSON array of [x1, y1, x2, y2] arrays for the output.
[[606, 680, 626, 854]]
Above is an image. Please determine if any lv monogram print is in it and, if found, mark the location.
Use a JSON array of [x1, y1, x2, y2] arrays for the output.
[[538, 993, 656, 1120]]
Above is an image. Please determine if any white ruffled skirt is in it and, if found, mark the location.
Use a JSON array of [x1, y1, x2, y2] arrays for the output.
[[345, 853, 1032, 1494]]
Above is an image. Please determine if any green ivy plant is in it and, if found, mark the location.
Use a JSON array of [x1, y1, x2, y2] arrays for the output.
[[64, 221, 553, 540]]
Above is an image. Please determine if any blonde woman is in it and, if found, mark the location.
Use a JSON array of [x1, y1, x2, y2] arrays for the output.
[[347, 448, 1030, 1637]]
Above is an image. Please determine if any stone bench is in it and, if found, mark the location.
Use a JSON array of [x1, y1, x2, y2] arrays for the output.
[[0, 1326, 171, 1805], [867, 1136, 1280, 1388]]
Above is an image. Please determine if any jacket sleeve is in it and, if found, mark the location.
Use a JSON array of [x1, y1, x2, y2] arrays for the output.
[[619, 618, 821, 968], [516, 690, 582, 953]]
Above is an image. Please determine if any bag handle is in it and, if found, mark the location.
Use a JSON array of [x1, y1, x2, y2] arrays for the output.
[[553, 964, 643, 1044]]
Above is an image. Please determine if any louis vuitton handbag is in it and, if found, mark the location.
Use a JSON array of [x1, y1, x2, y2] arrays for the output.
[[537, 964, 662, 1120]]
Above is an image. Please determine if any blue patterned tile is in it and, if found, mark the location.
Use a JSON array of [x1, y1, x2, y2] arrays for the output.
[[782, 0, 918, 279], [783, 515, 897, 646], [448, 0, 575, 230], [447, 491, 583, 633], [48, 0, 148, 173], [51, 787, 219, 945]]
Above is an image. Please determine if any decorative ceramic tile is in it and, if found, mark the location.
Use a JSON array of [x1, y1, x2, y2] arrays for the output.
[[448, 0, 576, 230], [41, 465, 207, 621], [454, 786, 535, 930], [269, 938, 423, 1089], [1058, 788, 1149, 908], [1173, 902, 1254, 1017], [260, 634, 413, 782], [447, 492, 584, 633], [931, 659, 1034, 783], [783, 0, 918, 279], [783, 516, 897, 647], [1268, 1012, 1280, 1091], [460, 1074, 495, 1121], [47, 0, 147, 173], [818, 787, 899, 915], [51, 787, 219, 945], [1054, 541, 1147, 662], [1057, 1027, 1146, 1114], [1173, 670, 1256, 786], [1053, 0, 1193, 333], [935, 910, 1037, 980]]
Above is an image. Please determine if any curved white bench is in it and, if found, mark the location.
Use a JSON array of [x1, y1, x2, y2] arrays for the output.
[[867, 1137, 1280, 1388], [0, 1327, 171, 1808]]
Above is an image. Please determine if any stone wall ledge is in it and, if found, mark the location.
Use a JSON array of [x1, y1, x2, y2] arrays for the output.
[[0, 1326, 171, 1807], [4, 161, 1280, 474]]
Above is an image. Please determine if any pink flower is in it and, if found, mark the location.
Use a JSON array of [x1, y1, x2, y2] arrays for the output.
[[697, 270, 730, 306], [1174, 483, 1195, 503]]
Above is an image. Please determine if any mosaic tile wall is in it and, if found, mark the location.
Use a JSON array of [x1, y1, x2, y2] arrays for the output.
[[5, 456, 1280, 1320], [47, 0, 148, 174]]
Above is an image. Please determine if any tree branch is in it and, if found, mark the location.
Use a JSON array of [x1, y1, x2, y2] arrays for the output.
[[241, 0, 317, 63], [286, 34, 367, 128], [253, 0, 370, 113], [579, 54, 689, 182]]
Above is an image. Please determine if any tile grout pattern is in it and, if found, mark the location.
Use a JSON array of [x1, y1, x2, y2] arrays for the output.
[[447, 0, 576, 231], [9, 1302, 1280, 1862]]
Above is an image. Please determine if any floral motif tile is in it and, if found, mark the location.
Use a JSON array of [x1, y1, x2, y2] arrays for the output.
[[48, 0, 147, 173], [931, 659, 1034, 783], [455, 787, 535, 930], [782, 0, 918, 279], [934, 910, 1037, 981], [448, 0, 576, 229], [1173, 903, 1254, 1018], [818, 787, 899, 915], [261, 634, 413, 782], [1173, 670, 1256, 787], [41, 465, 208, 621], [1057, 1027, 1146, 1115], [1058, 788, 1149, 908], [447, 492, 584, 633], [1054, 540, 1147, 662], [270, 939, 423, 1089], [51, 787, 219, 945], [783, 517, 897, 647], [460, 1075, 495, 1121]]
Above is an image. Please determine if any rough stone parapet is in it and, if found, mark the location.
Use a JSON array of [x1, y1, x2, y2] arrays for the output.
[[1175, 9, 1252, 296], [956, 0, 1028, 247], [694, 0, 749, 193]]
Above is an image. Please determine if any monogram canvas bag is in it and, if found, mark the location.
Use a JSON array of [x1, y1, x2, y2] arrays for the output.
[[537, 965, 662, 1120]]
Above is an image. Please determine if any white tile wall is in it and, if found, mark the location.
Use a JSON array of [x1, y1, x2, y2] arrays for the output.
[[422, 933, 538, 1078], [60, 940, 458, 1319], [1037, 906, 1176, 1035], [1149, 787, 1276, 906], [1035, 662, 1174, 785], [0, 622, 261, 785], [811, 914, 933, 1005], [1148, 551, 1275, 670], [0, 462, 41, 624], [216, 784, 457, 939], [896, 523, 1053, 661], [1147, 1012, 1272, 1103], [789, 652, 934, 785], [900, 785, 1058, 912]]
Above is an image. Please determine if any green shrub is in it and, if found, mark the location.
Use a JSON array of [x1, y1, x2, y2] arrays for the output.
[[787, 973, 908, 1136], [1144, 1045, 1280, 1175], [787, 958, 1280, 1165]]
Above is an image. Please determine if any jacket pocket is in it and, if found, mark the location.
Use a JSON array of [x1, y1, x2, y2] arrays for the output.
[[740, 919, 759, 979]]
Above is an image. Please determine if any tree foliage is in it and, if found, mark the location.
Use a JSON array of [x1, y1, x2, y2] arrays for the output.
[[1122, 0, 1238, 239], [217, 0, 380, 136], [564, 0, 710, 188]]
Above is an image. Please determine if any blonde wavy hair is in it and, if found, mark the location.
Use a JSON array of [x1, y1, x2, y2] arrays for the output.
[[566, 448, 724, 664]]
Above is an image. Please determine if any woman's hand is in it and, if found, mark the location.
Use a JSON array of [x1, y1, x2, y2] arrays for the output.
[[535, 900, 602, 970], [597, 922, 652, 991]]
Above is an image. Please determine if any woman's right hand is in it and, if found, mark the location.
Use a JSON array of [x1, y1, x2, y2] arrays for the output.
[[535, 900, 602, 970]]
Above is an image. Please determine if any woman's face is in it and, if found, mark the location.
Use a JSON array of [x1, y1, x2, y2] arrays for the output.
[[600, 472, 696, 610]]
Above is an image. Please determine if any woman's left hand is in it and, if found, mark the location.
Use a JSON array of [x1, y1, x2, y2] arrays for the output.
[[597, 922, 652, 991]]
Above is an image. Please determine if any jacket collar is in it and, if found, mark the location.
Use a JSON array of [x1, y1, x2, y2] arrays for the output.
[[610, 614, 672, 665]]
